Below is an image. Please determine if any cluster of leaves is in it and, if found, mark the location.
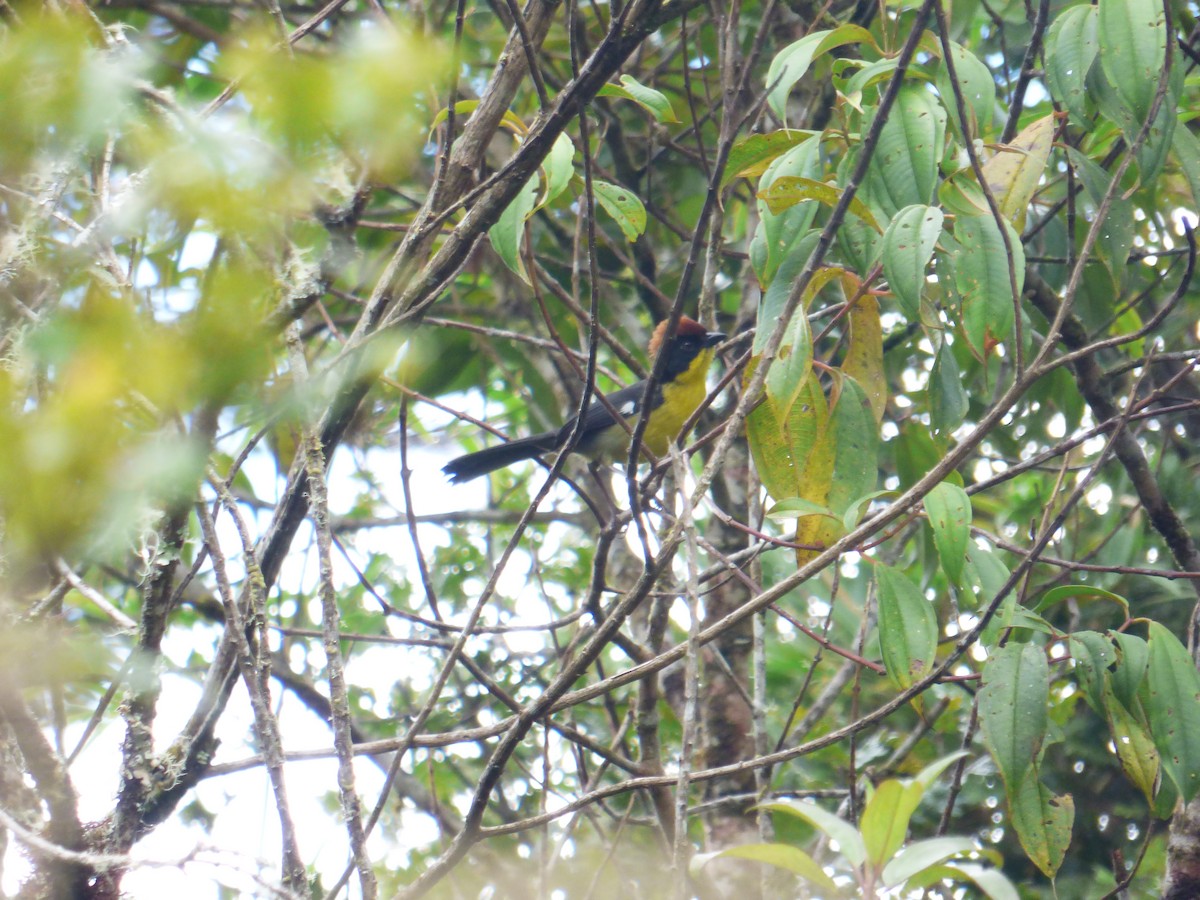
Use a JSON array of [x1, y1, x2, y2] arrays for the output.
[[697, 753, 1018, 897], [694, 0, 1199, 888]]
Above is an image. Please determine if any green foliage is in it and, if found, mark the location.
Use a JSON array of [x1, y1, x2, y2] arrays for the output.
[[698, 754, 1017, 898], [1, 0, 1197, 896]]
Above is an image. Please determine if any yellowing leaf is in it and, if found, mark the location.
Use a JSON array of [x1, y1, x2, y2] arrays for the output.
[[842, 290, 886, 424], [980, 115, 1056, 226], [721, 130, 816, 188], [1009, 771, 1073, 878], [757, 175, 881, 231]]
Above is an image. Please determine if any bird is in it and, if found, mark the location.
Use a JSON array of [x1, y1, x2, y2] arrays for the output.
[[442, 316, 725, 484]]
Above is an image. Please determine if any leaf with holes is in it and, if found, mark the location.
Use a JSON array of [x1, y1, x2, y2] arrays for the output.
[[1146, 621, 1200, 802], [1098, 0, 1166, 124], [955, 214, 1024, 358], [592, 180, 646, 241], [1009, 769, 1073, 878], [842, 291, 886, 424], [979, 641, 1048, 791], [925, 481, 971, 587], [863, 86, 947, 218], [1046, 5, 1099, 125], [936, 41, 995, 139], [882, 204, 943, 320], [757, 175, 880, 231], [721, 130, 815, 188]]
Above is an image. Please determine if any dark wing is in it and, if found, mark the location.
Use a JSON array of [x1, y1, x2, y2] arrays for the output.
[[555, 379, 663, 444]]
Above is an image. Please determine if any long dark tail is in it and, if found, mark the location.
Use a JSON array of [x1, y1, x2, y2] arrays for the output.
[[442, 432, 560, 483]]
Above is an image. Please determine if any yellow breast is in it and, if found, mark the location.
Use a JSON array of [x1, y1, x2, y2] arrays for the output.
[[639, 347, 714, 457]]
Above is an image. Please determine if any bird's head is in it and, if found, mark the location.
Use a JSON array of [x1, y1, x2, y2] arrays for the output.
[[651, 316, 725, 381]]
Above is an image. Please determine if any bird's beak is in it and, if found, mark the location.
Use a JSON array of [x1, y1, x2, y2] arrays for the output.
[[703, 331, 726, 348]]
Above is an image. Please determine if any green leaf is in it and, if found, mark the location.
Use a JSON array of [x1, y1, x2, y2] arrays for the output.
[[1112, 307, 1145, 360], [860, 779, 918, 868], [541, 133, 575, 206], [938, 169, 990, 218], [1172, 123, 1200, 208], [1146, 621, 1200, 802], [914, 750, 972, 790], [761, 799, 866, 867], [1035, 584, 1130, 619], [1069, 630, 1117, 714], [936, 41, 995, 139], [1045, 5, 1099, 125], [863, 86, 947, 218], [754, 243, 836, 355], [1087, 54, 1179, 181], [825, 376, 880, 517], [937, 862, 1021, 900], [954, 214, 1024, 357], [842, 489, 893, 532], [692, 844, 839, 894], [843, 57, 901, 98], [836, 208, 883, 273], [757, 175, 880, 231], [894, 420, 941, 491], [967, 544, 1012, 624], [1104, 680, 1160, 803], [598, 74, 679, 123], [430, 99, 526, 137], [1008, 608, 1057, 636], [766, 25, 875, 121], [925, 481, 971, 586], [929, 341, 968, 435], [487, 174, 540, 283], [1136, 87, 1180, 183], [881, 204, 943, 320], [876, 564, 938, 688], [978, 642, 1048, 791], [765, 307, 813, 423], [1098, 0, 1166, 124], [1065, 147, 1135, 289], [882, 836, 976, 887], [592, 180, 646, 241], [745, 362, 828, 502], [753, 138, 823, 286], [721, 130, 815, 188], [1111, 632, 1150, 710], [1008, 770, 1073, 878]]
